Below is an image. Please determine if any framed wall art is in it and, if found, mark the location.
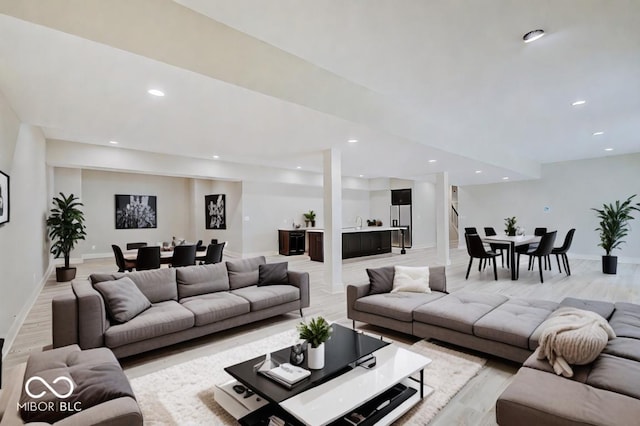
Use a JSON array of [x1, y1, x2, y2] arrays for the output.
[[115, 194, 157, 229], [205, 194, 226, 229], [0, 170, 9, 226]]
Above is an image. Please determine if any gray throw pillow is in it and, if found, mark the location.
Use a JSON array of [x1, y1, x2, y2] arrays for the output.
[[258, 262, 289, 286], [94, 276, 151, 323], [367, 266, 395, 295]]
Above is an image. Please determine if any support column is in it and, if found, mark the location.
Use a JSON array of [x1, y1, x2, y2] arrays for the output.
[[435, 172, 450, 265], [323, 148, 343, 293]]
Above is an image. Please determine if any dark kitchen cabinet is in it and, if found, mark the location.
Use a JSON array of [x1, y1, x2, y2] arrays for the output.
[[308, 232, 324, 262], [279, 230, 306, 256]]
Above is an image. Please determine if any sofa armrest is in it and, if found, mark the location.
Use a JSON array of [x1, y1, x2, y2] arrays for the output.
[[71, 280, 108, 349], [346, 282, 371, 320], [287, 271, 310, 309], [429, 266, 447, 293], [52, 290, 79, 349]]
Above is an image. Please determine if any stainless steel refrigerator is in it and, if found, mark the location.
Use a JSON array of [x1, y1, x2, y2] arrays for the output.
[[390, 204, 412, 248]]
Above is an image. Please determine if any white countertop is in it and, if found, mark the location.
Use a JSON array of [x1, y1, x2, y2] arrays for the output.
[[305, 226, 403, 233]]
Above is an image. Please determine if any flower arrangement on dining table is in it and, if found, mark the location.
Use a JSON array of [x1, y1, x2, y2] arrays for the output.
[[504, 216, 517, 236]]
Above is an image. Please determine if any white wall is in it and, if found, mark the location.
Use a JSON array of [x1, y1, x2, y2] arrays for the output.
[[0, 115, 49, 353], [459, 154, 640, 261], [412, 181, 437, 249]]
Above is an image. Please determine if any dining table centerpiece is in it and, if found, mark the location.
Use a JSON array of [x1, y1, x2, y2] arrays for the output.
[[504, 216, 517, 236]]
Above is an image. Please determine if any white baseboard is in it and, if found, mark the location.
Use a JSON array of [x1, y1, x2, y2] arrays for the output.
[[2, 263, 54, 362]]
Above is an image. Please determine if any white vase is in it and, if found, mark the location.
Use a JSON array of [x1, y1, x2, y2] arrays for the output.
[[307, 342, 325, 369]]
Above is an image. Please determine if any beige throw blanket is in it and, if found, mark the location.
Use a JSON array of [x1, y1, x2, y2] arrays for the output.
[[537, 307, 616, 377]]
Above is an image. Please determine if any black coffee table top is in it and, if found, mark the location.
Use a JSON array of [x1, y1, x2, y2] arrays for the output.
[[224, 324, 388, 404]]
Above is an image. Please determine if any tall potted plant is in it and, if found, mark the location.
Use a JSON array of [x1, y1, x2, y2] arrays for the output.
[[46, 193, 87, 282], [297, 316, 331, 369], [592, 194, 638, 274]]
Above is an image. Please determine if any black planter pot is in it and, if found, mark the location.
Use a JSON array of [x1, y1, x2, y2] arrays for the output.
[[56, 267, 77, 282], [508, 230, 516, 236], [602, 255, 618, 275]]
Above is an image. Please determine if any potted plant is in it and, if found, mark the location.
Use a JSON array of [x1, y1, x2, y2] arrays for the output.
[[504, 216, 517, 236], [303, 210, 316, 227], [592, 194, 638, 274], [297, 316, 331, 369], [46, 193, 87, 282]]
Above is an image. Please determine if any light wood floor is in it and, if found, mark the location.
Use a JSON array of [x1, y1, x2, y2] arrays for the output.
[[4, 248, 640, 425]]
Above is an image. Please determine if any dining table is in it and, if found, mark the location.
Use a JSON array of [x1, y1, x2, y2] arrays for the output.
[[123, 248, 207, 265], [482, 235, 541, 280]]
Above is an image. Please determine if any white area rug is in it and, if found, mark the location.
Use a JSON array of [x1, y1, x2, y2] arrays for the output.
[[130, 330, 485, 425]]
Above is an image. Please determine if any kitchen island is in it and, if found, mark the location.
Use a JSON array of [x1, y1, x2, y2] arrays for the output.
[[306, 227, 403, 262]]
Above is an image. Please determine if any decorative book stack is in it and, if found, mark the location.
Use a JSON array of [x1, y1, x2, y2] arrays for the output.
[[260, 363, 311, 389]]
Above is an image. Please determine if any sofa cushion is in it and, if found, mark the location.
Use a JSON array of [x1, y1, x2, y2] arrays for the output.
[[366, 266, 395, 295], [412, 291, 509, 335], [603, 337, 640, 362], [180, 292, 250, 326], [94, 277, 152, 323], [609, 302, 640, 339], [391, 266, 431, 293], [522, 349, 591, 383], [474, 298, 558, 349], [559, 297, 615, 319], [176, 263, 230, 299], [356, 292, 445, 322], [104, 301, 194, 348], [231, 285, 300, 311], [258, 262, 289, 286], [91, 268, 178, 303], [226, 256, 266, 289], [586, 354, 640, 399]]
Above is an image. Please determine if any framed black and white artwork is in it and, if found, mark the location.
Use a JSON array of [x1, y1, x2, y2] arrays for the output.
[[0, 170, 9, 226], [115, 194, 157, 229], [205, 194, 226, 229]]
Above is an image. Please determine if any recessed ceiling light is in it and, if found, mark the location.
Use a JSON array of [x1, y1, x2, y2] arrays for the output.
[[348, 139, 358, 143], [359, 174, 364, 178], [428, 159, 437, 163], [502, 177, 510, 180], [212, 155, 219, 159], [604, 148, 614, 151], [148, 89, 165, 97], [296, 166, 302, 169], [523, 29, 545, 43], [109, 140, 118, 145], [522, 30, 544, 43], [571, 100, 586, 106], [475, 170, 482, 174], [592, 131, 604, 136]]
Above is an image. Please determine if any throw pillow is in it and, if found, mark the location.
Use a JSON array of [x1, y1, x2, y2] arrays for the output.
[[258, 262, 289, 286], [94, 276, 151, 323], [366, 266, 395, 295], [391, 266, 431, 293]]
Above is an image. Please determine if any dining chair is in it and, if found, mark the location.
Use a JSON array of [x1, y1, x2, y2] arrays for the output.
[[171, 244, 197, 267], [484, 227, 510, 268], [136, 246, 161, 271], [112, 244, 135, 272], [200, 242, 226, 265], [516, 231, 557, 283], [126, 242, 147, 250], [552, 229, 576, 276], [464, 227, 478, 235], [465, 233, 499, 280], [516, 227, 549, 269], [210, 238, 218, 245]]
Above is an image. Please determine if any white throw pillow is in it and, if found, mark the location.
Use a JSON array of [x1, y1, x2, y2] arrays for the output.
[[391, 266, 431, 293]]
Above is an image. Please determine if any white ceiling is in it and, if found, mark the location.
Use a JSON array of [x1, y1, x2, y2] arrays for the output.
[[0, 1, 639, 185]]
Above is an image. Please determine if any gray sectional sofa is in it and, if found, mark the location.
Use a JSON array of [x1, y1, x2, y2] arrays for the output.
[[347, 266, 640, 425], [52, 256, 309, 358]]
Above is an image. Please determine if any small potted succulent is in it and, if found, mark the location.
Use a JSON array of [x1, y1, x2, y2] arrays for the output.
[[504, 216, 517, 236], [303, 210, 316, 227], [297, 316, 331, 369], [592, 194, 638, 274]]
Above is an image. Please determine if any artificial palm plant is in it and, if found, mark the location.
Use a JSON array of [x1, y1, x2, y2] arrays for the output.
[[592, 194, 638, 274], [46, 193, 87, 281], [297, 316, 331, 348]]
